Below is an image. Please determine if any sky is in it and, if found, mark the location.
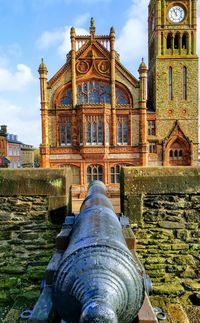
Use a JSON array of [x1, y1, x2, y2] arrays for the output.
[[0, 0, 199, 147]]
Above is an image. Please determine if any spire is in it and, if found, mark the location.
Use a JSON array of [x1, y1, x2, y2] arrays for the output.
[[90, 17, 96, 35], [110, 26, 115, 36], [138, 58, 147, 72], [38, 58, 48, 74]]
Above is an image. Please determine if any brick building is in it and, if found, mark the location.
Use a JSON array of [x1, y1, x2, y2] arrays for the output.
[[7, 134, 22, 168], [39, 0, 198, 190], [21, 144, 35, 168]]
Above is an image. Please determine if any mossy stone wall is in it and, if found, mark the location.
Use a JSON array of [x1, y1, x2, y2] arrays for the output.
[[121, 167, 200, 311], [0, 168, 72, 321]]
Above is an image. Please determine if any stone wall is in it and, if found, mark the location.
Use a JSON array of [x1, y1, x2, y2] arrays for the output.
[[0, 168, 72, 321], [121, 167, 200, 321]]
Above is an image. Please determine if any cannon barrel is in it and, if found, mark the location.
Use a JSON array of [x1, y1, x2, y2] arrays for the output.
[[52, 181, 145, 323]]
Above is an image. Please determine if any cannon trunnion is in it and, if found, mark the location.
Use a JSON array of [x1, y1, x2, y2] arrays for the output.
[[29, 181, 156, 323]]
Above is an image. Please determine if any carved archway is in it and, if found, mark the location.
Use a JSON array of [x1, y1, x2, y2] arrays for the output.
[[163, 121, 191, 166]]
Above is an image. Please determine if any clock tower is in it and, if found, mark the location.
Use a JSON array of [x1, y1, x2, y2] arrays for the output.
[[148, 0, 198, 166]]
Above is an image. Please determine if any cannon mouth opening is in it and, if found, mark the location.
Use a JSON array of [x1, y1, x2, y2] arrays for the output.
[[80, 301, 118, 323]]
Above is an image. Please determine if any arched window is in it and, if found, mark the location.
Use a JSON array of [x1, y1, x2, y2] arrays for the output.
[[60, 117, 71, 146], [111, 165, 121, 183], [76, 80, 129, 105], [178, 150, 183, 160], [87, 165, 103, 183], [60, 89, 72, 105], [116, 89, 128, 104], [168, 67, 173, 100], [167, 33, 172, 49], [182, 34, 187, 49], [169, 150, 173, 160], [174, 150, 178, 160], [182, 66, 187, 100], [174, 33, 179, 49]]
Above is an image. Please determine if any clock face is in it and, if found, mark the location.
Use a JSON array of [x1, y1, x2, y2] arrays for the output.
[[168, 6, 185, 23]]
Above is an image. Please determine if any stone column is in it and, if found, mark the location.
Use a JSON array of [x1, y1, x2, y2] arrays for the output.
[[138, 59, 148, 166], [71, 27, 77, 108], [110, 27, 116, 146], [38, 59, 50, 168]]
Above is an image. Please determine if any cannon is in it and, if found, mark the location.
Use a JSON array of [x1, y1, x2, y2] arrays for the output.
[[29, 181, 156, 323]]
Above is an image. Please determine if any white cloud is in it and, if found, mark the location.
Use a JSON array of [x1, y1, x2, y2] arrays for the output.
[[37, 26, 89, 57], [0, 64, 35, 92], [116, 0, 148, 66], [0, 97, 41, 146]]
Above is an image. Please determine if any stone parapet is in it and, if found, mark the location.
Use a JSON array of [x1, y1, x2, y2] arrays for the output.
[[0, 168, 72, 320], [121, 166, 200, 320]]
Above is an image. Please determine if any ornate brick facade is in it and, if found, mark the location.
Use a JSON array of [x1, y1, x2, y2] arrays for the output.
[[39, 0, 198, 190]]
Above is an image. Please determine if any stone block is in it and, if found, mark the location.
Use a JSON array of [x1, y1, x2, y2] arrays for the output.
[[158, 221, 185, 229], [153, 283, 185, 296]]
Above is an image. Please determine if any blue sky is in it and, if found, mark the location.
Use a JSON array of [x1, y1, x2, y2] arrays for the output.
[[0, 0, 199, 147]]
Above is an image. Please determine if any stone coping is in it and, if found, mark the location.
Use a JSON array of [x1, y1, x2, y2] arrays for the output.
[[121, 166, 200, 195], [0, 168, 72, 196]]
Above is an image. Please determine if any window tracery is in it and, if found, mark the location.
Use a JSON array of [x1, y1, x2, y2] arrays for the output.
[[60, 117, 71, 146], [87, 165, 103, 183], [117, 117, 128, 144], [86, 116, 103, 145]]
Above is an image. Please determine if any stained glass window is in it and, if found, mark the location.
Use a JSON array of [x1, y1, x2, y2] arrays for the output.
[[123, 122, 128, 144], [61, 89, 72, 105], [76, 81, 129, 105]]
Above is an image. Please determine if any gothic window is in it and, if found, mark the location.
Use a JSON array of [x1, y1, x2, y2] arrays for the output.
[[116, 89, 128, 104], [148, 120, 156, 136], [174, 33, 179, 49], [169, 149, 173, 160], [77, 80, 111, 104], [117, 117, 128, 145], [87, 165, 103, 183], [168, 67, 173, 100], [111, 165, 120, 183], [60, 117, 71, 146], [182, 34, 187, 49], [77, 80, 129, 105], [61, 89, 72, 105], [86, 116, 103, 145], [167, 33, 172, 49], [182, 66, 187, 100], [106, 121, 110, 145], [149, 142, 157, 153]]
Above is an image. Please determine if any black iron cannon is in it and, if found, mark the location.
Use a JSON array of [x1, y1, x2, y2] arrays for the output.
[[29, 181, 155, 323]]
